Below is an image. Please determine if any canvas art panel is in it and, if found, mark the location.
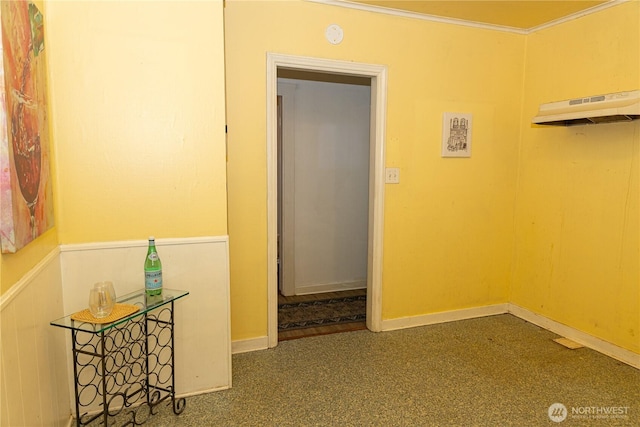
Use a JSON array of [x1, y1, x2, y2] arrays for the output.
[[0, 0, 54, 253], [442, 112, 472, 158]]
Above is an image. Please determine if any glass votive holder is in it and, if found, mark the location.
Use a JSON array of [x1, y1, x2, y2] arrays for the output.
[[88, 281, 116, 318]]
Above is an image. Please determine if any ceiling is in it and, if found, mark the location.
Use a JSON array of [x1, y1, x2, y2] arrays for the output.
[[342, 0, 611, 30]]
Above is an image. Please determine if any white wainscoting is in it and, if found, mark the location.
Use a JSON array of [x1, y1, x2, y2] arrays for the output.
[[0, 248, 71, 427], [59, 236, 232, 412]]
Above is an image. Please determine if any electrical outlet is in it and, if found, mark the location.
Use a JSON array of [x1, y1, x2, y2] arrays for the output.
[[385, 167, 400, 184]]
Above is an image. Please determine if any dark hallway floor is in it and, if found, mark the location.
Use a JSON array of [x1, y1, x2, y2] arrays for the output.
[[278, 289, 367, 341]]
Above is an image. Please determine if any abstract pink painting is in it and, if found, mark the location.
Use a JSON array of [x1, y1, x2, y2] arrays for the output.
[[0, 1, 53, 253]]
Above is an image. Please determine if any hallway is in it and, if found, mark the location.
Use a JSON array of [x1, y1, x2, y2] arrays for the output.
[[278, 289, 367, 341]]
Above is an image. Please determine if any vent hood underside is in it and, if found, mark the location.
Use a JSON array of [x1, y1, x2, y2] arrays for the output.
[[532, 90, 640, 126]]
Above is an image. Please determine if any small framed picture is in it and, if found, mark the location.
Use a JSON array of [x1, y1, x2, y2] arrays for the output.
[[442, 112, 472, 158]]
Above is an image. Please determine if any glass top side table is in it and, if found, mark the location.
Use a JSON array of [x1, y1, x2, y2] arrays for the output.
[[51, 288, 189, 426], [51, 288, 189, 332]]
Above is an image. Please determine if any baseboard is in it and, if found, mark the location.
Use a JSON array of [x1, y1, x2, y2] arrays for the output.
[[380, 303, 509, 331], [294, 280, 366, 295], [508, 304, 640, 369], [232, 336, 269, 354], [378, 303, 638, 369]]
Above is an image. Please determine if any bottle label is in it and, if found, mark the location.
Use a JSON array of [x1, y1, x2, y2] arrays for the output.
[[147, 253, 159, 261], [145, 270, 163, 290]]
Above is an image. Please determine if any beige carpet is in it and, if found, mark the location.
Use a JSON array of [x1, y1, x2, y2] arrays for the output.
[[105, 314, 640, 426]]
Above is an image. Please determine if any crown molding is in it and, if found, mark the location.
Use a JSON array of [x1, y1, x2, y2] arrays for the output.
[[527, 0, 627, 34], [306, 0, 627, 35], [307, 0, 527, 34]]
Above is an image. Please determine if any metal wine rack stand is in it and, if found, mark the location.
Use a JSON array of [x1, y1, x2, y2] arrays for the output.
[[51, 289, 189, 426]]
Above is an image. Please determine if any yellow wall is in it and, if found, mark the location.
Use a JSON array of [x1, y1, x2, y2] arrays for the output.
[[3, 0, 636, 356], [225, 0, 524, 340], [0, 229, 58, 293], [512, 2, 639, 352], [2, 1, 227, 293], [1, 0, 58, 294], [45, 0, 227, 244]]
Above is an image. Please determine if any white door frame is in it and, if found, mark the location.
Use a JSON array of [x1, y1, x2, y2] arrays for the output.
[[266, 53, 387, 347], [277, 83, 297, 297]]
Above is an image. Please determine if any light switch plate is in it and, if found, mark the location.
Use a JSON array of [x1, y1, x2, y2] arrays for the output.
[[385, 167, 400, 184]]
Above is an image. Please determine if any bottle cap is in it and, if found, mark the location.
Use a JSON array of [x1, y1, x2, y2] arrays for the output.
[[149, 236, 155, 241]]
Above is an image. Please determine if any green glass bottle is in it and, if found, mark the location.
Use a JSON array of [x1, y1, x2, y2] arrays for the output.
[[144, 236, 163, 296]]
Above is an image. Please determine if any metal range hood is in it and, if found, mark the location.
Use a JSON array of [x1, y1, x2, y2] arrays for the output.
[[532, 90, 640, 126]]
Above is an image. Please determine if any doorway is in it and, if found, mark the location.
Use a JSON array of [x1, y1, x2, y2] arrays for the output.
[[266, 53, 387, 348], [277, 71, 371, 340]]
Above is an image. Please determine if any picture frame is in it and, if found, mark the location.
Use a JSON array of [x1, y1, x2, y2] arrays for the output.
[[442, 112, 472, 158], [1, 1, 54, 253]]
